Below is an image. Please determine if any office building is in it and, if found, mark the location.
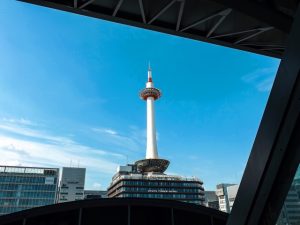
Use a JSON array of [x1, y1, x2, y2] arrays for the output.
[[277, 167, 300, 225], [107, 67, 205, 205], [0, 165, 59, 215], [204, 191, 219, 210], [216, 183, 239, 213], [58, 167, 86, 203], [84, 190, 107, 199]]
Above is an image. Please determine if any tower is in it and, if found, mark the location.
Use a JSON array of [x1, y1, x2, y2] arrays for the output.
[[107, 65, 205, 205], [135, 66, 169, 173]]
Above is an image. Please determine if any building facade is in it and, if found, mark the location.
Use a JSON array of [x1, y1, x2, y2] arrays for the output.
[[107, 165, 204, 204], [84, 190, 107, 199], [216, 183, 239, 213], [58, 167, 86, 203], [108, 67, 205, 205], [204, 191, 219, 210], [0, 165, 59, 215], [277, 167, 300, 225]]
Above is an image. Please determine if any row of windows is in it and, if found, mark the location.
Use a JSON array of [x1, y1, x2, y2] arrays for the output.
[[0, 206, 31, 214], [286, 204, 300, 208], [0, 191, 56, 198], [0, 184, 57, 191], [0, 176, 57, 184], [118, 187, 203, 193], [0, 198, 54, 206], [120, 193, 202, 199], [121, 181, 202, 188], [182, 200, 202, 205]]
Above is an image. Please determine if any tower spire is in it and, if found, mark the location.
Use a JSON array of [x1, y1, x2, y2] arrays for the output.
[[148, 62, 152, 82]]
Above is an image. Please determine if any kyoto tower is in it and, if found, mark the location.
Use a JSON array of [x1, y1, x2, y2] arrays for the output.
[[135, 66, 170, 173]]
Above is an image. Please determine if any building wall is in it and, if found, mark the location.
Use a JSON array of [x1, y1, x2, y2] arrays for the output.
[[108, 169, 205, 205], [84, 190, 107, 199], [277, 167, 300, 225], [0, 166, 59, 215], [204, 191, 219, 210], [216, 183, 239, 213], [58, 167, 86, 203]]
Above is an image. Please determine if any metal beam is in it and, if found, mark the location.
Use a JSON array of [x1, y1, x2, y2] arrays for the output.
[[112, 0, 124, 17], [180, 8, 230, 32], [176, 0, 185, 31], [260, 47, 284, 51], [227, 4, 300, 225], [210, 0, 292, 33], [206, 8, 232, 38], [148, 0, 176, 25], [79, 0, 94, 9], [234, 27, 273, 44], [210, 27, 271, 39], [239, 43, 285, 48], [17, 0, 283, 58], [138, 0, 146, 24], [74, 0, 78, 8]]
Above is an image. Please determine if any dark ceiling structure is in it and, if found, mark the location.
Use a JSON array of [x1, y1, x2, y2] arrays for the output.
[[18, 0, 299, 58], [0, 198, 228, 225], [15, 0, 300, 225]]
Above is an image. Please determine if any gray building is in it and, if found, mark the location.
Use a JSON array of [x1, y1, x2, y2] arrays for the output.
[[58, 167, 86, 203], [84, 190, 107, 199], [0, 165, 59, 215], [216, 183, 239, 213], [204, 191, 219, 210]]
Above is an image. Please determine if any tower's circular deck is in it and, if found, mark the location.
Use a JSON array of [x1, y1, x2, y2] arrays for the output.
[[135, 158, 170, 173], [139, 87, 161, 100]]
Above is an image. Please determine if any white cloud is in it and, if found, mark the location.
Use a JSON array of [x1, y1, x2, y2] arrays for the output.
[[92, 182, 102, 190], [2, 117, 36, 126], [92, 126, 145, 152], [0, 119, 125, 175], [92, 128, 118, 135], [242, 66, 277, 92]]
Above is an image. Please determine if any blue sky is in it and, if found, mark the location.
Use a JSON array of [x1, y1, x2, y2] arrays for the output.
[[0, 1, 280, 190]]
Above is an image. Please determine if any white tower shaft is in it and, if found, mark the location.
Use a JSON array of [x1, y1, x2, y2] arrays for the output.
[[146, 96, 158, 159], [140, 67, 161, 160]]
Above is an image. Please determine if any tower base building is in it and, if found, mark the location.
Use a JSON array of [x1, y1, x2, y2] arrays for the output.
[[107, 164, 205, 205]]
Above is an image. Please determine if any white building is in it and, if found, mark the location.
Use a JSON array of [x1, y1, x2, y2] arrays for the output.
[[58, 167, 86, 203], [216, 183, 239, 213]]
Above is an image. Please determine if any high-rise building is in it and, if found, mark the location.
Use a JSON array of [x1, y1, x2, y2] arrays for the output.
[[107, 67, 205, 205], [277, 167, 300, 225], [216, 183, 239, 213], [84, 190, 107, 199], [58, 167, 86, 203], [0, 165, 59, 215], [204, 191, 219, 210]]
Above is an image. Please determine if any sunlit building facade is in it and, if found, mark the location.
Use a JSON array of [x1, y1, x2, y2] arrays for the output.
[[0, 165, 59, 215], [107, 165, 204, 204], [58, 167, 86, 203], [216, 183, 239, 213]]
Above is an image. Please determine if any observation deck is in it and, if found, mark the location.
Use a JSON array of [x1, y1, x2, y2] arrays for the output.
[[139, 87, 161, 100]]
